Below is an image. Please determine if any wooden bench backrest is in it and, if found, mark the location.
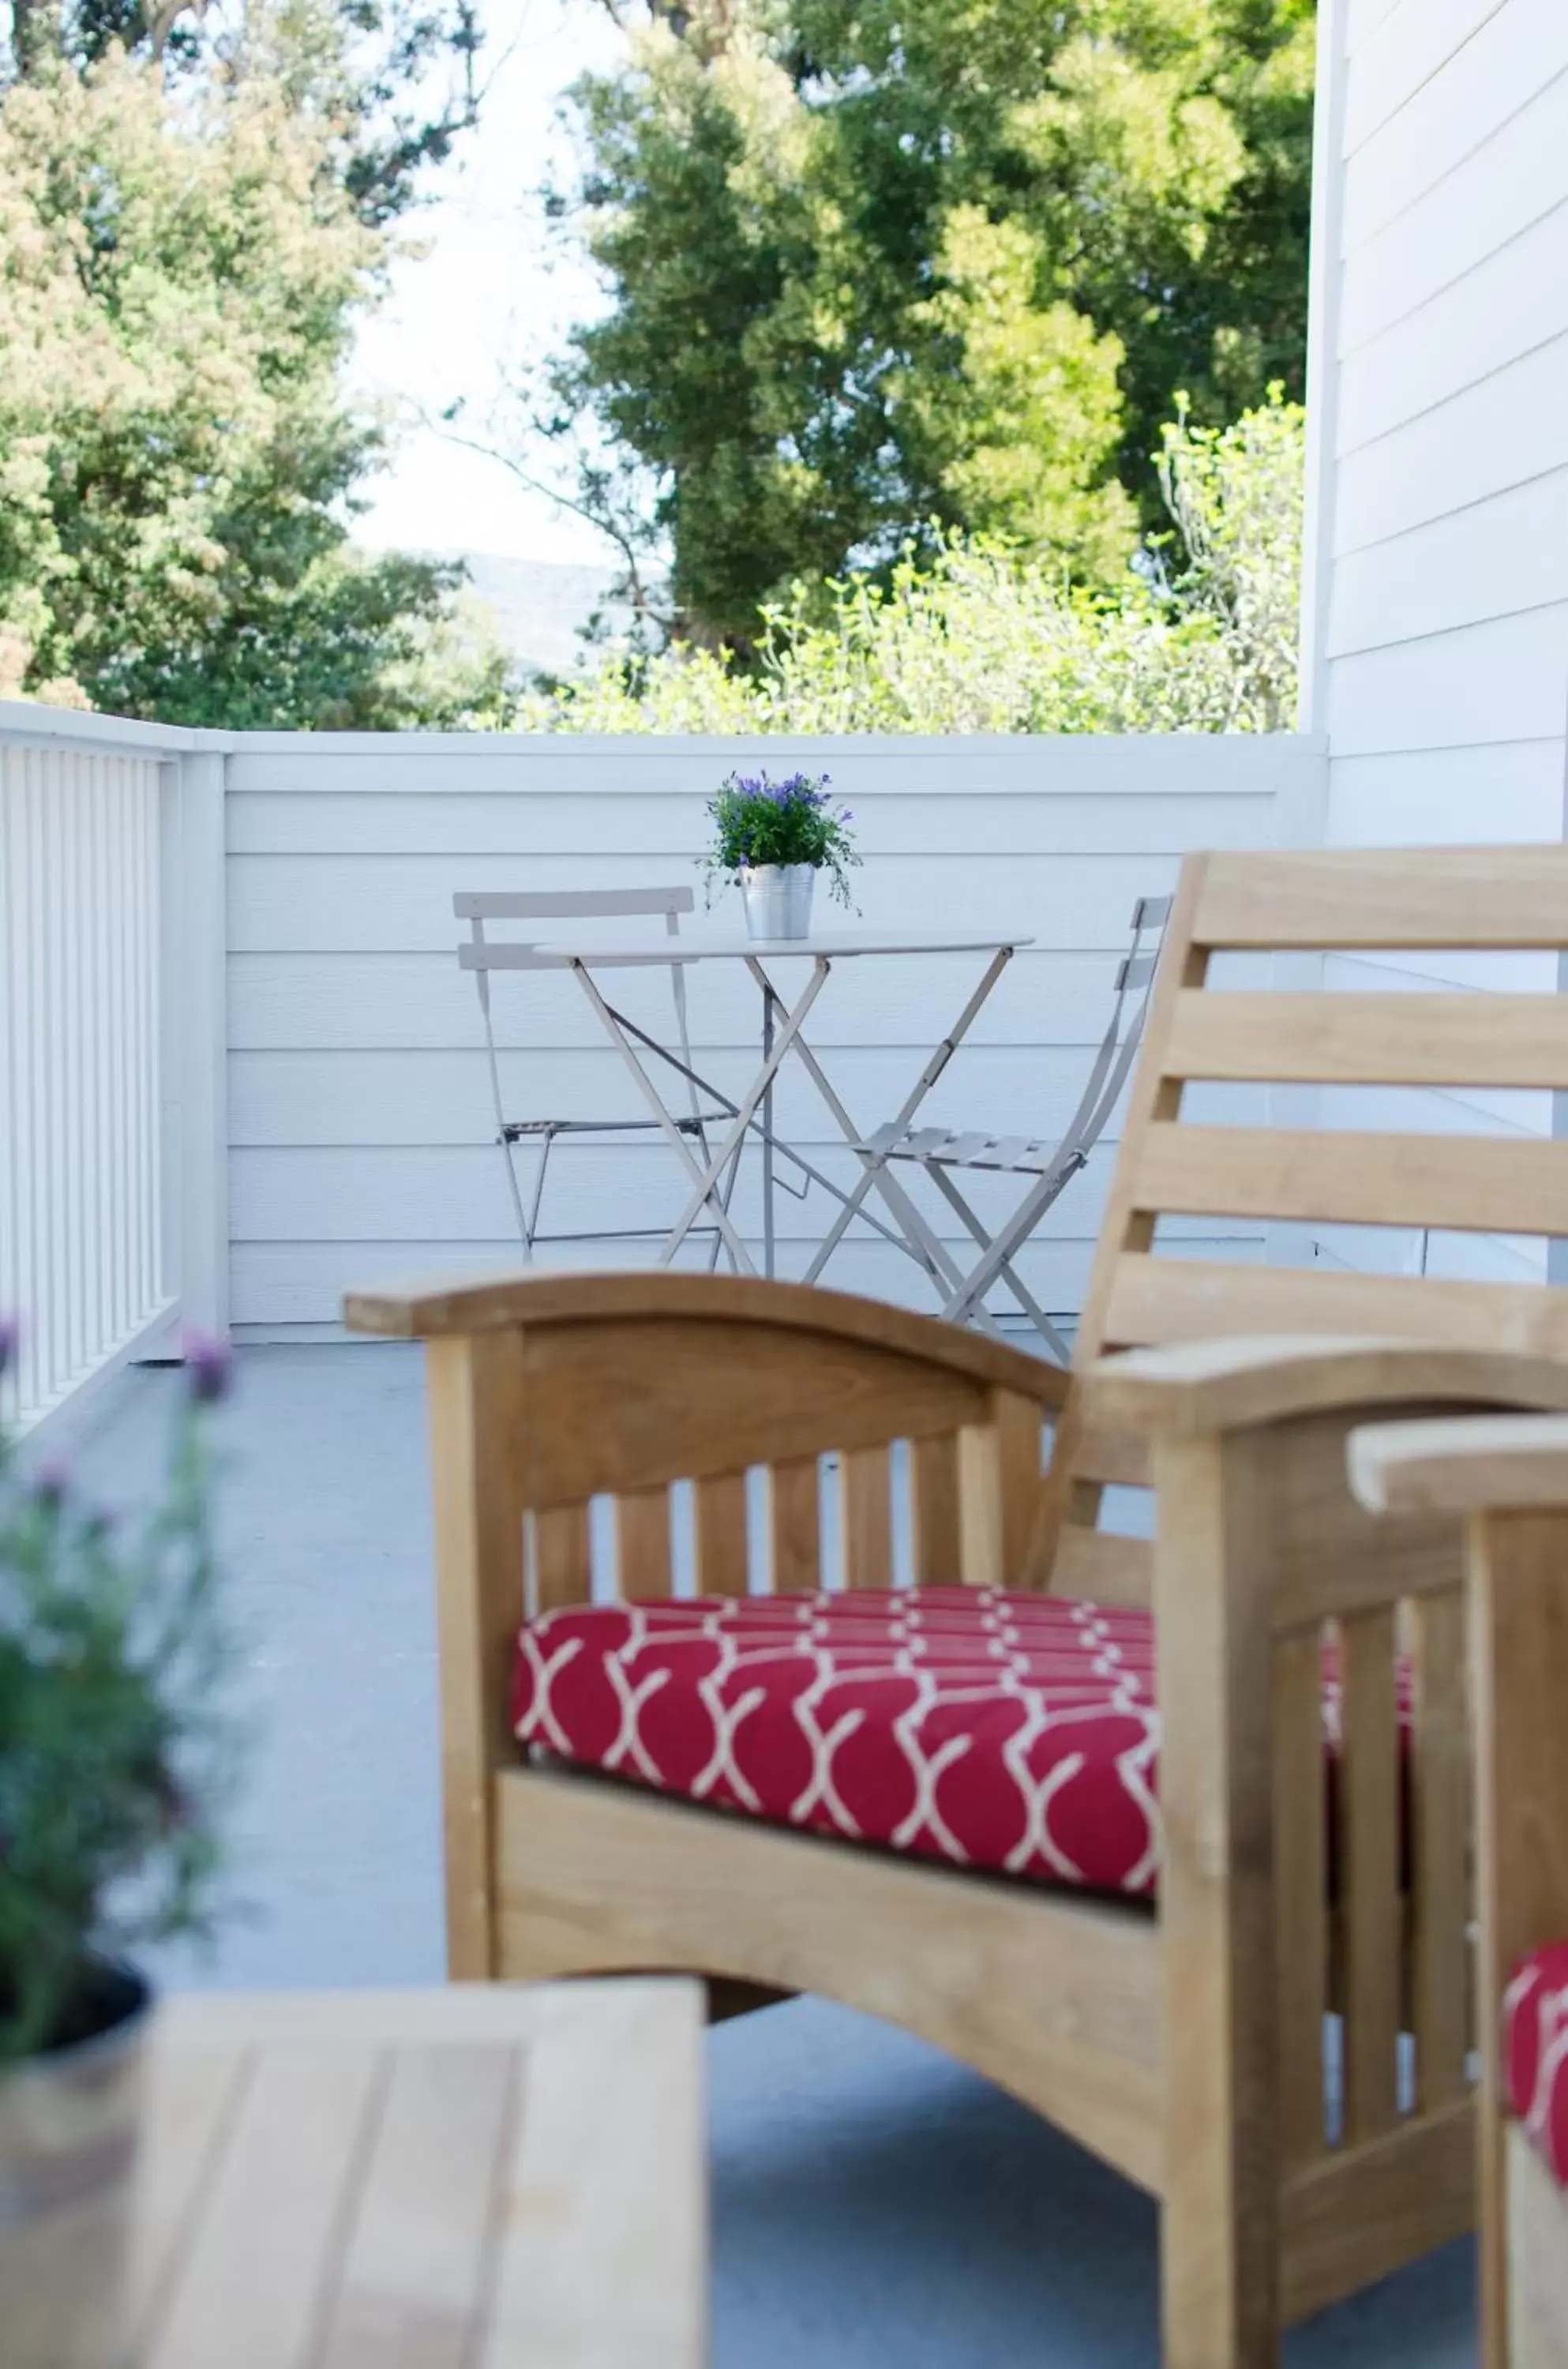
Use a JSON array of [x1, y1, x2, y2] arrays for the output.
[[1046, 847, 1568, 1604]]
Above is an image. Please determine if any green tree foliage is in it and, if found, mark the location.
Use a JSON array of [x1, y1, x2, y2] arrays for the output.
[[546, 0, 1314, 648], [0, 5, 509, 726], [521, 388, 1304, 734]]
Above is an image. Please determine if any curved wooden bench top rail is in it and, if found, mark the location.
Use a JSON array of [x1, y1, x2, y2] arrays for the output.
[[346, 1267, 1066, 1405]]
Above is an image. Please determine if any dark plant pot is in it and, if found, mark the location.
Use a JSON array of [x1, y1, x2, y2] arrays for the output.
[[0, 1962, 155, 2369]]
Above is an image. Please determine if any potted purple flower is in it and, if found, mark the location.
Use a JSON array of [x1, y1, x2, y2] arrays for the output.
[[0, 1320, 238, 2369], [703, 769, 860, 940]]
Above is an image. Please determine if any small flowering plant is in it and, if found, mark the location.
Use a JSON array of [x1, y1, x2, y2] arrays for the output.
[[0, 1323, 239, 2061], [702, 769, 861, 908]]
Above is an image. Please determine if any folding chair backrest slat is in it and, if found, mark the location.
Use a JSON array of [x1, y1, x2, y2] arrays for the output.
[[454, 888, 696, 922]]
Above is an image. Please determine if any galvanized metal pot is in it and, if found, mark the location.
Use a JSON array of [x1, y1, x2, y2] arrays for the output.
[[0, 1962, 153, 2369], [739, 864, 815, 940]]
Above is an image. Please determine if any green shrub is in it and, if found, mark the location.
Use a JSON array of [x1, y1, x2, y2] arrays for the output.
[[521, 391, 1304, 736]]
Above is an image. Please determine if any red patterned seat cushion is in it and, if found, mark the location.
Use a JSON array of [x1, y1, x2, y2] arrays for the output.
[[515, 1586, 1156, 1895], [512, 1586, 1410, 1898], [1504, 1944, 1568, 2191]]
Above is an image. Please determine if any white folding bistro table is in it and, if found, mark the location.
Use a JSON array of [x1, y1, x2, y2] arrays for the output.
[[458, 927, 1033, 1287]]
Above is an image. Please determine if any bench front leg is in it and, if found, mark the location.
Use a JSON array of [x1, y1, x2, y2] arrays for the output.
[[1094, 1339, 1568, 2366], [1352, 1414, 1568, 2369]]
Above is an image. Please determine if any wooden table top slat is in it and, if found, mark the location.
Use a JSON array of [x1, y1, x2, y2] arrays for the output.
[[316, 2043, 519, 2369], [149, 2044, 384, 2369], [125, 1982, 705, 2369], [481, 1985, 707, 2369]]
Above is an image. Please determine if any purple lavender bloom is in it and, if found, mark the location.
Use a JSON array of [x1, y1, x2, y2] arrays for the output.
[[181, 1326, 233, 1405], [32, 1455, 69, 1511]]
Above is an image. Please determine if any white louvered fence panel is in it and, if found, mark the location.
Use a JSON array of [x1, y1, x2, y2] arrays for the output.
[[0, 740, 171, 1431]]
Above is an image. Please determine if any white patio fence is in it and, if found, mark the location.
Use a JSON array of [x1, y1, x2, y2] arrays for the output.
[[0, 708, 226, 1436], [1, 706, 1325, 1436]]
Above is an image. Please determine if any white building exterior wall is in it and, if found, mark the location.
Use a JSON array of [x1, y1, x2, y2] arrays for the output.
[[1307, 0, 1568, 842], [1303, 0, 1568, 1289]]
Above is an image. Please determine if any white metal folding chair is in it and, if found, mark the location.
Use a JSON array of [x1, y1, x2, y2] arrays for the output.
[[804, 895, 1171, 1356], [456, 886, 733, 1264]]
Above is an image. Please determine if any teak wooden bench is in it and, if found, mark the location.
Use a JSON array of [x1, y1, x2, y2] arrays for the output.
[[1352, 1413, 1568, 2369], [349, 847, 1568, 2367]]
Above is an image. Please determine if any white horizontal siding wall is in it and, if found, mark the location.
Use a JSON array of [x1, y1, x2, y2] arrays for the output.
[[224, 733, 1319, 1336], [1304, 0, 1568, 1288]]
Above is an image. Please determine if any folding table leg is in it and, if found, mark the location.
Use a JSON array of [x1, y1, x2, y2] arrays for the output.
[[568, 959, 756, 1273], [591, 994, 913, 1263], [795, 946, 1017, 1290], [656, 959, 834, 1266]]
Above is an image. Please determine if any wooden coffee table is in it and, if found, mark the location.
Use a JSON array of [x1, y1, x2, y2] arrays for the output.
[[125, 1979, 706, 2367]]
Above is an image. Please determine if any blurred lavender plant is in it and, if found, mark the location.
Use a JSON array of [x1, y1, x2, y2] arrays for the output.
[[702, 769, 861, 909], [0, 1323, 240, 2059]]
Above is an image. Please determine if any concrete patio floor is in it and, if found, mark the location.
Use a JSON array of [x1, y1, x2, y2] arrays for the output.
[[73, 1344, 1474, 2367]]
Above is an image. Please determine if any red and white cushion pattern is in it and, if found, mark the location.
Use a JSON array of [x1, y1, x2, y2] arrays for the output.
[[1504, 1943, 1568, 2191], [514, 1586, 1160, 1895]]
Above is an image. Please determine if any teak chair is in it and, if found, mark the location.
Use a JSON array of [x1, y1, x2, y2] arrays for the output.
[[349, 847, 1568, 2367], [1351, 1413, 1568, 2369]]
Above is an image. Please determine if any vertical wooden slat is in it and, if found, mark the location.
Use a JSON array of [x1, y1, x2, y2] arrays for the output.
[[992, 1387, 1045, 1585], [1339, 1609, 1402, 2144], [1274, 1630, 1328, 2168], [957, 1423, 1001, 1586], [1026, 887, 1210, 1582], [694, 1472, 749, 1597], [1409, 1588, 1469, 2113], [1153, 1428, 1281, 2362], [617, 1487, 673, 1599], [533, 1504, 593, 1616], [840, 1445, 892, 1586], [769, 1458, 820, 1594], [910, 1433, 962, 1584], [427, 1331, 528, 1980]]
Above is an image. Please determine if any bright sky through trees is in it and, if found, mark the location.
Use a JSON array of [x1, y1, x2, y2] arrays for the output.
[[349, 0, 625, 565]]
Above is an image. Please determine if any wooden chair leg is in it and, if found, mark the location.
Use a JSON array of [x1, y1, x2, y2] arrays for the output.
[[1156, 1430, 1282, 2367]]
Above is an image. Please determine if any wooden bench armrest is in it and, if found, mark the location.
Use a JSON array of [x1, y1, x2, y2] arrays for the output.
[[1083, 1335, 1568, 1440], [345, 1267, 1070, 1412], [1349, 1412, 1568, 1517]]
